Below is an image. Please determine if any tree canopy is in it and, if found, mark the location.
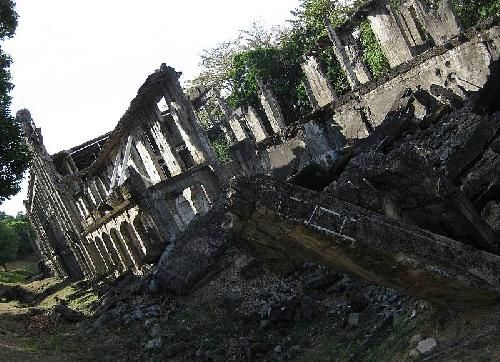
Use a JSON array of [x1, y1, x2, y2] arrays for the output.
[[0, 0, 29, 204]]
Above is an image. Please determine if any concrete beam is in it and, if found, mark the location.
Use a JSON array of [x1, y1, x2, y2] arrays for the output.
[[226, 176, 500, 307]]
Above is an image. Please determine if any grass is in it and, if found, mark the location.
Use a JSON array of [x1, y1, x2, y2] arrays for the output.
[[0, 259, 37, 284]]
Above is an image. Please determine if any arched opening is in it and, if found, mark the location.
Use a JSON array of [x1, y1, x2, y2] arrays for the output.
[[110, 228, 135, 270], [119, 222, 144, 267], [102, 232, 124, 272]]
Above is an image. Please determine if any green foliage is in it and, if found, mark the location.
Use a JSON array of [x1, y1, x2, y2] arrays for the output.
[[359, 20, 390, 78], [0, 0, 29, 203], [196, 98, 225, 130], [192, 0, 387, 124], [211, 137, 231, 164], [293, 0, 366, 41], [224, 0, 381, 121], [317, 46, 350, 95], [0, 220, 19, 269], [0, 0, 17, 40], [227, 31, 312, 122], [0, 212, 34, 267], [451, 0, 500, 29]]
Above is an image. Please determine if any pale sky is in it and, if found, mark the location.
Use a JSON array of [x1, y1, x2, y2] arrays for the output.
[[0, 0, 300, 215]]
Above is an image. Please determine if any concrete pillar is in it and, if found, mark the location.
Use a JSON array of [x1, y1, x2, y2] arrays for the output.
[[119, 222, 144, 265], [245, 106, 268, 143], [190, 184, 211, 215], [160, 65, 219, 168], [87, 240, 107, 274], [410, 0, 461, 45], [110, 228, 136, 270], [220, 120, 237, 144], [325, 20, 362, 88], [133, 137, 163, 183], [342, 33, 372, 84], [301, 55, 337, 109], [129, 140, 152, 182], [149, 110, 184, 176], [229, 108, 249, 142], [175, 192, 196, 226], [102, 233, 125, 272], [392, 1, 431, 53], [368, 1, 413, 67], [257, 78, 286, 134], [94, 236, 113, 272]]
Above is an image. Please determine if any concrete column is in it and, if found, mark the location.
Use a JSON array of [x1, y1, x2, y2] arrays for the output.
[[229, 108, 249, 142], [94, 237, 113, 272], [392, 1, 430, 53], [410, 0, 461, 45], [190, 184, 212, 215], [257, 78, 286, 134], [368, 1, 413, 67], [118, 136, 133, 186], [134, 136, 163, 184], [175, 193, 196, 226], [149, 110, 184, 176], [342, 33, 372, 84], [102, 233, 125, 272], [110, 227, 137, 271], [220, 120, 237, 144], [128, 141, 151, 182], [160, 65, 219, 168], [325, 20, 362, 88], [301, 55, 337, 109], [245, 106, 268, 143]]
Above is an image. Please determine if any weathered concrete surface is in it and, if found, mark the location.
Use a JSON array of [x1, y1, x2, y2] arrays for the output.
[[226, 175, 500, 307], [151, 202, 230, 294], [332, 22, 500, 139]]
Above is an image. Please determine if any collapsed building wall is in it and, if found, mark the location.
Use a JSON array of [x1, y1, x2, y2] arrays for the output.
[[23, 0, 500, 304]]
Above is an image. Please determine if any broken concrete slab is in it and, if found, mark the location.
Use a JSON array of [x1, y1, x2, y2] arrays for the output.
[[226, 175, 500, 307]]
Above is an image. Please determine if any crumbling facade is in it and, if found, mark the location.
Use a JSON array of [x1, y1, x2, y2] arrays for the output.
[[24, 0, 500, 306], [23, 66, 220, 278]]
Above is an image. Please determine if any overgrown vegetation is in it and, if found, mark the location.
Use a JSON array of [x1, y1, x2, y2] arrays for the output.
[[359, 20, 390, 78], [191, 0, 499, 126], [0, 0, 29, 203], [211, 137, 231, 164], [0, 212, 35, 270], [451, 0, 500, 29], [190, 0, 389, 123]]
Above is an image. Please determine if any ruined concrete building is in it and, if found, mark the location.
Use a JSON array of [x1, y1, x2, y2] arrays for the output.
[[22, 0, 500, 304]]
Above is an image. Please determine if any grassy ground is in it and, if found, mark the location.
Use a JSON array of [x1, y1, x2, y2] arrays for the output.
[[0, 260, 151, 361], [1, 260, 500, 361], [0, 259, 38, 284]]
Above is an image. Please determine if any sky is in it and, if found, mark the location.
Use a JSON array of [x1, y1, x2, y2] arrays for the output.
[[0, 0, 300, 216]]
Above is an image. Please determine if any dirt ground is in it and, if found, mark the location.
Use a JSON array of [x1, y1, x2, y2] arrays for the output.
[[1, 260, 500, 361]]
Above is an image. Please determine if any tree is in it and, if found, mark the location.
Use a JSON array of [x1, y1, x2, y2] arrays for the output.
[[188, 21, 287, 94], [0, 219, 19, 270], [0, 0, 29, 204], [0, 212, 34, 269]]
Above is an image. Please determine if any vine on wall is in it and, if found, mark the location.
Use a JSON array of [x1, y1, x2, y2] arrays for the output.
[[359, 20, 390, 78]]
